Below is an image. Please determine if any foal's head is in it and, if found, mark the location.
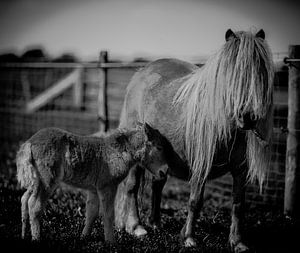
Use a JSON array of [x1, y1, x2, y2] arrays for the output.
[[139, 123, 169, 180]]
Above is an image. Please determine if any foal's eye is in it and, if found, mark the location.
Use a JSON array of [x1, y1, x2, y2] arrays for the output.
[[156, 146, 163, 151]]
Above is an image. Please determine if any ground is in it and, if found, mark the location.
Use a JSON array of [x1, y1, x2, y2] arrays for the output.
[[0, 141, 299, 253]]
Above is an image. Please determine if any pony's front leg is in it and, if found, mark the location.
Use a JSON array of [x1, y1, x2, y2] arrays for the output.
[[230, 169, 249, 253], [181, 181, 205, 247], [148, 174, 168, 228], [82, 189, 99, 237], [114, 164, 147, 237]]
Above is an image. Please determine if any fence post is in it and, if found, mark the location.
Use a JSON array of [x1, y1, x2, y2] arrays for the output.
[[284, 45, 300, 217], [97, 51, 109, 132], [73, 66, 84, 109]]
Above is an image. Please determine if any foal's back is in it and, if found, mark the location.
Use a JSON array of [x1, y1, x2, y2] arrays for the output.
[[24, 127, 117, 189]]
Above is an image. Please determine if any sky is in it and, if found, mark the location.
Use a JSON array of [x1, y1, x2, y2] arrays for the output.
[[0, 0, 299, 61]]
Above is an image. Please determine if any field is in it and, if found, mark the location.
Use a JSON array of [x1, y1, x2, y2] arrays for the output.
[[0, 141, 299, 253]]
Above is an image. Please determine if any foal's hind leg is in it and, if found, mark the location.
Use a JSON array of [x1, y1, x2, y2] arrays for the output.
[[148, 174, 167, 228], [230, 168, 249, 253], [82, 189, 99, 237], [28, 185, 48, 240], [98, 184, 118, 243], [21, 188, 31, 238], [181, 181, 205, 247]]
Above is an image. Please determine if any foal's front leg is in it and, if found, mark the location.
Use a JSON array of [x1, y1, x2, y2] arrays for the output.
[[148, 174, 168, 228], [82, 189, 99, 237], [181, 180, 205, 247], [230, 169, 249, 253]]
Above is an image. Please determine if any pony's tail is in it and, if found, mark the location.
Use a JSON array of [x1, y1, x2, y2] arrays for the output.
[[16, 142, 37, 189]]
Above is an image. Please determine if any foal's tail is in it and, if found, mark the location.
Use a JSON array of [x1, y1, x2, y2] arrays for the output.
[[16, 142, 37, 189]]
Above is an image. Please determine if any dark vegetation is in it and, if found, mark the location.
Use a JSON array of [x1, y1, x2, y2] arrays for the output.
[[0, 141, 299, 253], [0, 48, 78, 63]]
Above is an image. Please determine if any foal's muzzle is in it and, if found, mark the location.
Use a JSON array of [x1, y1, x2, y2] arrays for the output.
[[157, 165, 168, 180]]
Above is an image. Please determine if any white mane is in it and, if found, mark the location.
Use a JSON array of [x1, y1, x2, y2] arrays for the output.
[[173, 31, 274, 190]]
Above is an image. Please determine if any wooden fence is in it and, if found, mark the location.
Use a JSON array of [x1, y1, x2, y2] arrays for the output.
[[0, 50, 298, 211]]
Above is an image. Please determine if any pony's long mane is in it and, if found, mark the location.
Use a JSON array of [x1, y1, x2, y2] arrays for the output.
[[173, 31, 274, 190]]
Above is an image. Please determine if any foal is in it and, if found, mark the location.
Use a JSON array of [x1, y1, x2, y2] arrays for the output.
[[17, 123, 168, 243]]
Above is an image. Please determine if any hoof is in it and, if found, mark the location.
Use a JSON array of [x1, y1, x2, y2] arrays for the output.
[[232, 242, 249, 253], [133, 225, 148, 237], [184, 237, 197, 247]]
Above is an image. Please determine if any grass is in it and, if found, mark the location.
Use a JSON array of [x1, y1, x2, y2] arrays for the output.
[[0, 141, 299, 253]]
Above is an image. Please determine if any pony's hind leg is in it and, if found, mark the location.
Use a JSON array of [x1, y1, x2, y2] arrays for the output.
[[181, 181, 205, 247], [82, 189, 99, 237], [230, 168, 249, 253], [148, 174, 167, 228], [21, 188, 32, 238], [28, 184, 48, 240]]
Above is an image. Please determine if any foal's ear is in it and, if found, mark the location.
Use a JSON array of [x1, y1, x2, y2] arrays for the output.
[[136, 121, 144, 127], [225, 29, 236, 41], [144, 123, 156, 141], [256, 29, 265, 40]]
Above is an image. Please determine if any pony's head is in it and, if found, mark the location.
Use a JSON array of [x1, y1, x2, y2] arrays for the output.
[[222, 29, 274, 130]]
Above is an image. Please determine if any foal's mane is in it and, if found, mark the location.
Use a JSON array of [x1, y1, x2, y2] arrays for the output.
[[105, 127, 145, 150], [173, 30, 274, 190]]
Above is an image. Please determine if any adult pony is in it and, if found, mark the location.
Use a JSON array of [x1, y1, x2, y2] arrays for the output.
[[115, 29, 274, 252]]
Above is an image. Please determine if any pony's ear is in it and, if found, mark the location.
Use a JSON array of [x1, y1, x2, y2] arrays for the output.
[[256, 29, 265, 39], [225, 29, 236, 41]]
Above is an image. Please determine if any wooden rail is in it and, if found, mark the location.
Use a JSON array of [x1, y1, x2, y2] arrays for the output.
[[25, 66, 83, 113]]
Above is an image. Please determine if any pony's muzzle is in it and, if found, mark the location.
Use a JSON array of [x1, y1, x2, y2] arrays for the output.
[[237, 114, 269, 148]]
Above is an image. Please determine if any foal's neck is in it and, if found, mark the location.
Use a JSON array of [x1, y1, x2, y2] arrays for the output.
[[111, 128, 146, 158]]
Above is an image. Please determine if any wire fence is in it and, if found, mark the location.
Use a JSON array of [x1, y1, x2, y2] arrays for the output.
[[0, 55, 290, 208]]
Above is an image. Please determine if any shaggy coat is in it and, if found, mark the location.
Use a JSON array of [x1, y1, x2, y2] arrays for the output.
[[17, 125, 168, 243]]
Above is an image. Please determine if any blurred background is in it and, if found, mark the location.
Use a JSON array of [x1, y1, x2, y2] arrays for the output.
[[1, 0, 300, 61], [0, 0, 299, 217]]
